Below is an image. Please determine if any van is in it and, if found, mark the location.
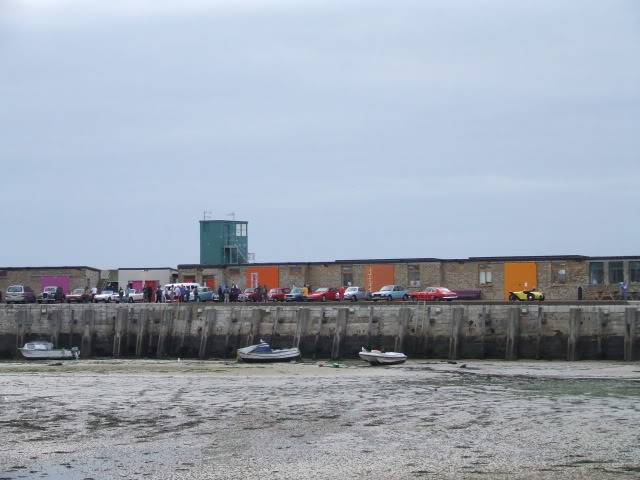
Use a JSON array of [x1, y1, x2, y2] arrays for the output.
[[5, 285, 36, 304]]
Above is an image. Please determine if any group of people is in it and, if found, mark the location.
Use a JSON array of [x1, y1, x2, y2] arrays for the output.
[[156, 284, 198, 303], [214, 284, 268, 302]]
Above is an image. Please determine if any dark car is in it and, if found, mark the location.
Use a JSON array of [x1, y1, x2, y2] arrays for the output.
[[37, 286, 65, 304], [267, 288, 291, 301]]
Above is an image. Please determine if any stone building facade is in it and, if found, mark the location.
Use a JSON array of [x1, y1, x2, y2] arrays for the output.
[[173, 254, 640, 302], [0, 266, 101, 297]]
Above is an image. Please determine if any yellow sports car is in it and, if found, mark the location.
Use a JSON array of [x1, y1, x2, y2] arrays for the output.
[[509, 289, 545, 302]]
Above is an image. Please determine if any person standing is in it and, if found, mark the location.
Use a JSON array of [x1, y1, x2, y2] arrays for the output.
[[156, 285, 163, 303], [218, 285, 224, 303], [620, 281, 629, 301], [118, 287, 124, 303], [193, 286, 199, 302]]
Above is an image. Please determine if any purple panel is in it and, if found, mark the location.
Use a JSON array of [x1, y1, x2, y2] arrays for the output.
[[131, 280, 144, 291], [40, 276, 71, 294]]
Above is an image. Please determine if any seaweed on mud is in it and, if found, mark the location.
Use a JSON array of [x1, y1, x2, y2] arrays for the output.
[[86, 412, 123, 430], [0, 419, 46, 430]]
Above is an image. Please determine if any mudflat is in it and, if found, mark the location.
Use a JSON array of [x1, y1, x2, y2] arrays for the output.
[[1, 360, 639, 479]]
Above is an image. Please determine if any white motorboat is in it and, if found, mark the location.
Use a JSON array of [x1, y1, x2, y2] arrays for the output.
[[237, 340, 300, 363], [359, 347, 407, 365], [19, 342, 80, 360]]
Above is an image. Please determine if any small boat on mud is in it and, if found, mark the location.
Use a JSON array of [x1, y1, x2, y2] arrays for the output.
[[359, 347, 407, 366], [237, 340, 300, 363], [19, 342, 80, 360]]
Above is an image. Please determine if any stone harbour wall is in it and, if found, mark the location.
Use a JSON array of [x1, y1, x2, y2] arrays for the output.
[[0, 303, 638, 361]]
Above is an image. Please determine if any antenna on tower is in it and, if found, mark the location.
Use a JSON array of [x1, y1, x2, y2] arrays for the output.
[[203, 210, 213, 220], [227, 212, 236, 220]]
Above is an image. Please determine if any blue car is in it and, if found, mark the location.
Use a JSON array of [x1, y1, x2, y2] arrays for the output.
[[284, 287, 306, 302], [371, 285, 409, 301], [193, 286, 218, 302]]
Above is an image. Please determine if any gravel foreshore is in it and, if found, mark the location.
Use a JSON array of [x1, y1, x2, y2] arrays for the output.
[[1, 360, 639, 479]]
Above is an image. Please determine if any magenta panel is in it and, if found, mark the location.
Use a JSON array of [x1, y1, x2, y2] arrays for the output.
[[131, 280, 144, 291], [40, 276, 70, 294]]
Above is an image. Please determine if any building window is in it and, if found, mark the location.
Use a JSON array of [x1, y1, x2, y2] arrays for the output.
[[235, 223, 247, 237], [289, 266, 302, 275], [608, 261, 624, 284], [552, 262, 567, 284], [341, 266, 353, 287], [589, 262, 604, 285], [479, 266, 492, 285], [408, 265, 420, 287], [630, 262, 640, 283], [227, 268, 240, 276], [0, 270, 6, 278]]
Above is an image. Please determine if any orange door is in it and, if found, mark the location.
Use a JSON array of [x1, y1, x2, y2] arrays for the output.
[[504, 263, 537, 300], [364, 264, 395, 292], [245, 267, 279, 290]]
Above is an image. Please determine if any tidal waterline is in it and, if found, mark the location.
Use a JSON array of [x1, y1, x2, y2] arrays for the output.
[[1, 360, 639, 479]]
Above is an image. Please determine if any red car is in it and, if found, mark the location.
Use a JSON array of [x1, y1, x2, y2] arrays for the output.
[[410, 287, 458, 301], [306, 287, 339, 302], [239, 288, 260, 302], [267, 288, 291, 302]]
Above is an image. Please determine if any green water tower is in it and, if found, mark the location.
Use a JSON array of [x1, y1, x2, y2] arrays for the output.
[[200, 220, 248, 265]]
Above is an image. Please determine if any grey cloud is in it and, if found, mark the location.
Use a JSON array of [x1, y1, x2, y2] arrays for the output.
[[1, 0, 639, 267]]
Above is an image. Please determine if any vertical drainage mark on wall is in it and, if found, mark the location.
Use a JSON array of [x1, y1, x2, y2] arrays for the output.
[[624, 307, 636, 361], [505, 307, 519, 361], [331, 308, 349, 360], [567, 308, 580, 361], [448, 307, 463, 360]]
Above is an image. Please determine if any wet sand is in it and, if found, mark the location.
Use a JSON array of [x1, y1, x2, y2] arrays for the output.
[[1, 359, 639, 479]]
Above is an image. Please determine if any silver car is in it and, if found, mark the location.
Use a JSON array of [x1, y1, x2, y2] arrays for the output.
[[343, 286, 369, 301], [5, 285, 36, 304]]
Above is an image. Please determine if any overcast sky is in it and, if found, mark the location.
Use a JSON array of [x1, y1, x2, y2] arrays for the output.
[[1, 0, 639, 268]]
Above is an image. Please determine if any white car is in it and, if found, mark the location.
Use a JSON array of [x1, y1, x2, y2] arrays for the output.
[[343, 286, 369, 301], [122, 289, 144, 303], [93, 290, 119, 303]]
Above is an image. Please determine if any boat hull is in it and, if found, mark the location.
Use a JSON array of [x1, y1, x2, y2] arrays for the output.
[[237, 348, 300, 363], [19, 349, 78, 360], [359, 352, 407, 366]]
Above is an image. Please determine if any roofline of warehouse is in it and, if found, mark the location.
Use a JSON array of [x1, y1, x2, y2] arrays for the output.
[[178, 254, 639, 270], [117, 267, 178, 271], [0, 266, 101, 272]]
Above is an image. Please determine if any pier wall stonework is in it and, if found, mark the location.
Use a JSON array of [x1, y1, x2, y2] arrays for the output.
[[0, 304, 638, 361]]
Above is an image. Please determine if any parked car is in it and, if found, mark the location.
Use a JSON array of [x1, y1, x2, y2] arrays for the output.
[[238, 288, 259, 302], [410, 287, 458, 302], [5, 285, 36, 304], [452, 289, 482, 300], [65, 288, 92, 303], [193, 286, 218, 302], [94, 290, 119, 303], [123, 289, 144, 303], [343, 286, 369, 301], [267, 288, 291, 301], [306, 287, 340, 302], [37, 286, 65, 304], [509, 289, 545, 302], [285, 287, 306, 302], [371, 285, 409, 301]]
